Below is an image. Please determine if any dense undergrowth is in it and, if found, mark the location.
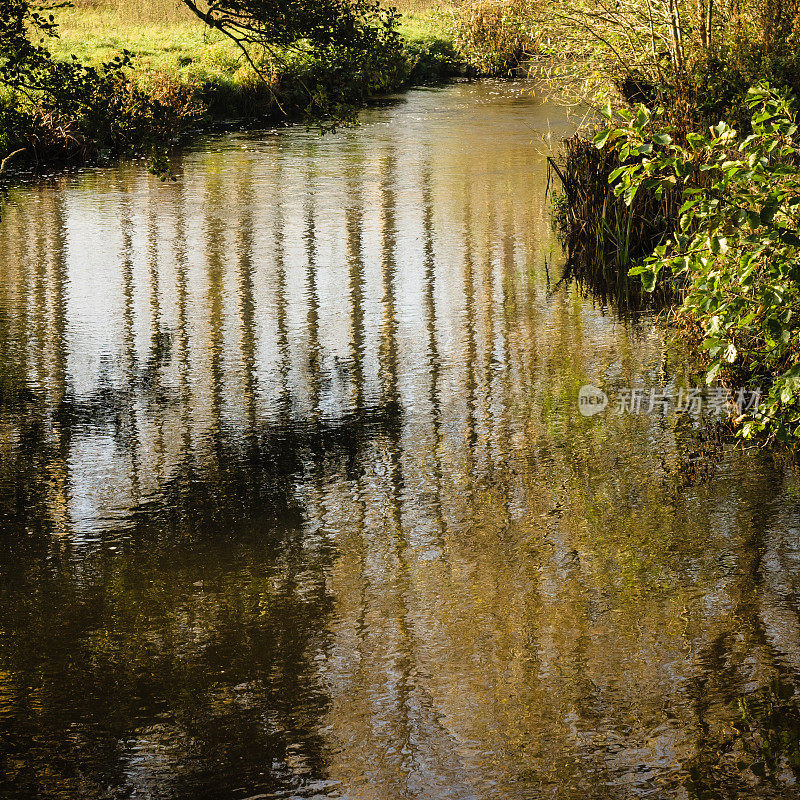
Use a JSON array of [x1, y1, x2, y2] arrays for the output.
[[548, 134, 681, 305]]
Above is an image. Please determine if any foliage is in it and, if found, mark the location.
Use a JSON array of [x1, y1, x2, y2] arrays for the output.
[[0, 0, 206, 170], [399, 13, 463, 83], [536, 0, 800, 127], [450, 0, 534, 75], [602, 84, 800, 444], [1, 0, 64, 91], [548, 133, 680, 305], [179, 0, 407, 120]]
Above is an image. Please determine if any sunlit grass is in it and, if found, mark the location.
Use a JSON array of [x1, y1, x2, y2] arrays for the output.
[[53, 6, 236, 80], [70, 0, 197, 25], [51, 0, 455, 77]]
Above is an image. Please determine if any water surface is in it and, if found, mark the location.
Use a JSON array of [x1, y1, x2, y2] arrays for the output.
[[0, 82, 799, 799]]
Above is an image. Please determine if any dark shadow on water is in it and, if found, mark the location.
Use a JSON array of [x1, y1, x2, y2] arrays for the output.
[[0, 392, 402, 800]]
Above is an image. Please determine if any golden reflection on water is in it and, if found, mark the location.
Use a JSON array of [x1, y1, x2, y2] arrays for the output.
[[0, 82, 798, 800]]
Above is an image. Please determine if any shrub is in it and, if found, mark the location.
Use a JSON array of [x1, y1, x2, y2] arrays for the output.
[[1, 62, 205, 167], [548, 134, 681, 305], [180, 0, 407, 120], [602, 85, 800, 445], [451, 0, 534, 75], [0, 0, 205, 170], [536, 0, 800, 128]]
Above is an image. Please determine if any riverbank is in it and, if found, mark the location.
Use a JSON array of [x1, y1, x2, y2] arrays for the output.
[[536, 0, 800, 450], [0, 0, 466, 174], [52, 2, 464, 118]]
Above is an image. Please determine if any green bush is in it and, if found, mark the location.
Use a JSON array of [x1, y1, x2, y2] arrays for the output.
[[600, 85, 800, 445], [0, 0, 204, 169]]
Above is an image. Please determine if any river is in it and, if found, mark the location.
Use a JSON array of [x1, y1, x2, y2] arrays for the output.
[[0, 81, 798, 799]]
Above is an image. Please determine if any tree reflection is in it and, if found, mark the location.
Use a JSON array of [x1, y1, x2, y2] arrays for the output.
[[0, 84, 798, 800]]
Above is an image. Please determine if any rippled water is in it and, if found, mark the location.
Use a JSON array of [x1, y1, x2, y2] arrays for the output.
[[0, 81, 799, 800]]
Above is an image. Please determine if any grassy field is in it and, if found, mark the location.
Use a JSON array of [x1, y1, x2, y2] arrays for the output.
[[50, 0, 458, 95]]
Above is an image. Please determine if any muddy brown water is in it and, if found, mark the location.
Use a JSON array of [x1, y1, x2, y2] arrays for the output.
[[0, 81, 798, 799]]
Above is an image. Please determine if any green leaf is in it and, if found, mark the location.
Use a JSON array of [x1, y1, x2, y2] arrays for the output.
[[608, 166, 627, 183], [780, 380, 798, 404], [593, 128, 611, 149], [686, 132, 706, 149], [671, 256, 688, 272], [761, 203, 778, 224], [708, 236, 728, 255], [766, 317, 783, 340]]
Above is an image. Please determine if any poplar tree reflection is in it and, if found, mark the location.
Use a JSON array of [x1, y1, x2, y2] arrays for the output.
[[0, 84, 797, 800]]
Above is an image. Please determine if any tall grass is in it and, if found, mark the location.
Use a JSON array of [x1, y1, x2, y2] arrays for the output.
[[70, 0, 196, 24], [449, 0, 536, 74], [548, 135, 682, 305]]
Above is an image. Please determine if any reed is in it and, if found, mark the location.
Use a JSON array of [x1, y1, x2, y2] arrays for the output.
[[547, 134, 682, 306]]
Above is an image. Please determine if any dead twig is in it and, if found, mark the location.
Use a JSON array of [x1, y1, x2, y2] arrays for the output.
[[0, 149, 26, 173]]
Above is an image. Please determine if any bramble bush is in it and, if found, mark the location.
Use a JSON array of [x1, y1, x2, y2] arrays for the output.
[[597, 84, 800, 445]]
